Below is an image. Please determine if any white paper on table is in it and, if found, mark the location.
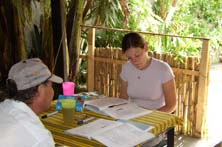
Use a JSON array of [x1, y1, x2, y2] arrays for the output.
[[92, 123, 155, 147], [64, 119, 122, 139]]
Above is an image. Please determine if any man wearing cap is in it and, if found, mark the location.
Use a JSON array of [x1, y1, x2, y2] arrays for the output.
[[0, 58, 63, 147]]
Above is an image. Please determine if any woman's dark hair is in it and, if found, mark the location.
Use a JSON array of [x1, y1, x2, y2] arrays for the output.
[[121, 32, 145, 53], [6, 79, 48, 104]]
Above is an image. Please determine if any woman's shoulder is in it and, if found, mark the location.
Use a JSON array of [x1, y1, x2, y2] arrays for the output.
[[152, 57, 169, 65], [151, 58, 171, 69], [122, 60, 134, 68]]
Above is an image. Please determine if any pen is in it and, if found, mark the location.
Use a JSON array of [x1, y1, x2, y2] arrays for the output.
[[77, 117, 95, 125], [108, 103, 127, 108], [41, 111, 58, 119]]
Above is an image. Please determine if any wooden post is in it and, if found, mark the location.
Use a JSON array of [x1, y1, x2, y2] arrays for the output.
[[87, 28, 95, 91], [195, 39, 210, 137]]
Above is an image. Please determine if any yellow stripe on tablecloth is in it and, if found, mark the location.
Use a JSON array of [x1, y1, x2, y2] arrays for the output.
[[44, 122, 104, 147], [131, 111, 181, 135], [153, 111, 183, 124], [53, 133, 104, 147]]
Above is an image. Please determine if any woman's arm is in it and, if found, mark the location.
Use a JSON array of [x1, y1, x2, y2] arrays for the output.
[[158, 79, 177, 113], [119, 79, 129, 99]]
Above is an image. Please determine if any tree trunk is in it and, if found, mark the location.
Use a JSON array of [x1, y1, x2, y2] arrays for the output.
[[13, 2, 27, 60], [51, 0, 64, 78], [120, 0, 130, 28], [68, 0, 84, 82], [0, 1, 30, 86]]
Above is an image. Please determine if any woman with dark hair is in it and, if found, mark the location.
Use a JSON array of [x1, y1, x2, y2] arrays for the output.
[[120, 32, 177, 146], [120, 32, 176, 113]]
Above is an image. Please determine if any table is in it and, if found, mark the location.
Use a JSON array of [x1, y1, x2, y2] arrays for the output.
[[40, 101, 182, 147]]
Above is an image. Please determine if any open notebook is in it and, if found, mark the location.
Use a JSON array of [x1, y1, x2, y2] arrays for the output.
[[84, 97, 152, 120], [65, 119, 155, 147], [84, 97, 129, 111]]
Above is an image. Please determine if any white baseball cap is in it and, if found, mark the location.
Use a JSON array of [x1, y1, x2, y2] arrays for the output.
[[7, 58, 63, 90]]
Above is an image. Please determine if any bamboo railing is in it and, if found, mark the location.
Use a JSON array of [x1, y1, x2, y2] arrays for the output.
[[81, 25, 210, 138]]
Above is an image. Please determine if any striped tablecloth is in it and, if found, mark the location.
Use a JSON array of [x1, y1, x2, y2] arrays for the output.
[[40, 101, 182, 147]]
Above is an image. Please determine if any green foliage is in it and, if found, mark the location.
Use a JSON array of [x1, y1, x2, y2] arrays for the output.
[[95, 31, 124, 47], [85, 0, 124, 26], [84, 0, 125, 47], [77, 60, 87, 85], [127, 0, 162, 32], [152, 0, 171, 20], [84, 0, 222, 63], [171, 0, 222, 62]]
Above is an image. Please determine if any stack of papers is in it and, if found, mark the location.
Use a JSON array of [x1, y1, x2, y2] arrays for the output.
[[65, 119, 155, 147], [84, 97, 152, 120]]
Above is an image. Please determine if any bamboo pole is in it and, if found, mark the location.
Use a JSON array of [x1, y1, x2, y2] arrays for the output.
[[81, 25, 210, 40], [94, 48, 99, 92], [195, 39, 210, 138], [87, 28, 95, 91], [97, 48, 102, 94]]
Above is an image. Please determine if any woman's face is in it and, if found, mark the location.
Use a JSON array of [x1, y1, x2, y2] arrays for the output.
[[125, 47, 147, 70]]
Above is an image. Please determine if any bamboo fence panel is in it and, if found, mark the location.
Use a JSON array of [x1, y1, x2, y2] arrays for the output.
[[94, 48, 100, 93], [91, 47, 200, 136]]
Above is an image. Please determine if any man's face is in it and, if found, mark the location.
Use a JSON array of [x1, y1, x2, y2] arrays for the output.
[[37, 81, 54, 113]]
